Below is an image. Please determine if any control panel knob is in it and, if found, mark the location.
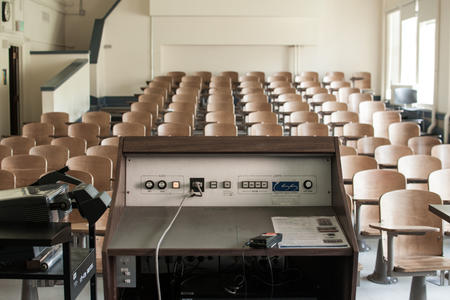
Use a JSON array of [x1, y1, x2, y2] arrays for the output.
[[157, 180, 167, 189], [144, 180, 154, 190], [303, 180, 313, 189]]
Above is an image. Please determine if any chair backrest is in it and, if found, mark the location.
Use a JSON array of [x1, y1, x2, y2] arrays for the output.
[[157, 123, 191, 136], [66, 169, 94, 191], [41, 112, 69, 136], [1, 136, 36, 155], [282, 101, 309, 113], [22, 122, 55, 145], [357, 137, 390, 156], [398, 154, 441, 186], [348, 93, 372, 113], [322, 101, 347, 112], [299, 81, 320, 89], [209, 88, 232, 96], [243, 102, 272, 113], [431, 144, 450, 169], [29, 145, 69, 171], [269, 81, 291, 89], [167, 71, 186, 84], [67, 155, 113, 192], [240, 75, 260, 82], [330, 111, 359, 123], [122, 111, 152, 136], [241, 87, 264, 95], [407, 136, 441, 155], [325, 71, 345, 80], [207, 102, 235, 113], [138, 93, 164, 110], [359, 101, 386, 124], [248, 111, 278, 124], [268, 75, 288, 83], [245, 71, 265, 82], [168, 102, 196, 115], [193, 71, 212, 83], [210, 81, 231, 89], [204, 123, 238, 137], [272, 71, 292, 82], [101, 137, 120, 146], [338, 87, 359, 103], [205, 111, 235, 124], [388, 122, 420, 146], [2, 154, 47, 187], [343, 123, 374, 138], [300, 71, 319, 82], [374, 144, 413, 167], [87, 145, 119, 176], [0, 144, 12, 165], [250, 123, 283, 136], [112, 122, 146, 137], [339, 145, 357, 156], [0, 169, 15, 190], [149, 80, 170, 92], [352, 72, 371, 89], [239, 81, 263, 89], [297, 122, 328, 137], [242, 94, 268, 103], [131, 101, 159, 123], [330, 81, 351, 91], [305, 87, 328, 96], [164, 112, 195, 128], [51, 136, 86, 158], [353, 169, 406, 234], [289, 111, 319, 124], [278, 94, 303, 103], [82, 111, 111, 137], [176, 87, 200, 97], [145, 86, 167, 100], [208, 94, 234, 103], [273, 87, 296, 96], [379, 190, 442, 258], [68, 123, 100, 148], [341, 155, 378, 195], [429, 169, 450, 201], [219, 71, 239, 83], [373, 111, 402, 138]]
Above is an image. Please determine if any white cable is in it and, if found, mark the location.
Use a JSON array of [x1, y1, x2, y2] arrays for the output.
[[155, 183, 200, 300]]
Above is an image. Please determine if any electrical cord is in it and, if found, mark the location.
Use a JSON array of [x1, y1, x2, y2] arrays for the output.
[[155, 183, 199, 300]]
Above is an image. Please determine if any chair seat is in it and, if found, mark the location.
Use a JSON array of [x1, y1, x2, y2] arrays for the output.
[[394, 256, 450, 273]]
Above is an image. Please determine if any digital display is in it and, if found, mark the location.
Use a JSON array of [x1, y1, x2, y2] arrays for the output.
[[272, 181, 299, 192]]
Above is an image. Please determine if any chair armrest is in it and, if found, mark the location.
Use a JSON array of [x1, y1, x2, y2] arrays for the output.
[[369, 223, 439, 234]]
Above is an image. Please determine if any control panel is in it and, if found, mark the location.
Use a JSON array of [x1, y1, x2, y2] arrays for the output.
[[126, 154, 332, 207], [116, 256, 136, 288]]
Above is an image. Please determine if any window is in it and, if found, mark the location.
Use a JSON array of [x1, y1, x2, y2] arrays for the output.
[[400, 16, 417, 84]]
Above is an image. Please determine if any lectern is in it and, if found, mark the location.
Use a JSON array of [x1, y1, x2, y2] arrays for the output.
[[103, 136, 358, 300]]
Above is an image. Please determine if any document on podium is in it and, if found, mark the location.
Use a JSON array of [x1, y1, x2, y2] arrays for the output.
[[271, 216, 349, 248]]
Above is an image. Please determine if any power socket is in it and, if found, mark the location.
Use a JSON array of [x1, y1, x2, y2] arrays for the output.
[[190, 178, 205, 193]]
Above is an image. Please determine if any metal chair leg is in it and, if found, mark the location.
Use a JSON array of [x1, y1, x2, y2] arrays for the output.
[[367, 239, 398, 284], [21, 280, 39, 300], [410, 276, 426, 300]]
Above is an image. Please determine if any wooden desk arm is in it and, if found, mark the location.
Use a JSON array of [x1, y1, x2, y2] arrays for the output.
[[369, 223, 439, 234]]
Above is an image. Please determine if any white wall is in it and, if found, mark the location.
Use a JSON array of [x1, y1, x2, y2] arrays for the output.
[[64, 0, 116, 49], [24, 52, 89, 122], [42, 60, 89, 121], [150, 0, 382, 95], [96, 0, 150, 97], [437, 0, 450, 113]]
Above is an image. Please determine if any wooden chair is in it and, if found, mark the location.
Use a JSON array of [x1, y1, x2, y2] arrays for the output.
[[101, 137, 120, 146], [298, 81, 320, 92], [239, 81, 263, 89], [207, 102, 235, 113], [168, 102, 196, 115], [272, 71, 292, 82], [353, 170, 406, 252], [297, 122, 328, 137], [294, 75, 314, 84], [87, 145, 118, 177], [144, 86, 167, 100], [398, 155, 441, 190], [340, 155, 377, 195], [239, 75, 260, 82], [407, 136, 441, 155], [153, 75, 173, 89], [357, 137, 390, 157], [245, 72, 265, 83], [359, 101, 386, 124], [325, 71, 345, 79], [167, 71, 186, 84], [149, 80, 170, 94], [329, 81, 351, 95], [322, 75, 343, 87], [348, 93, 372, 113], [164, 112, 195, 129], [243, 102, 272, 113], [0, 170, 15, 190], [131, 102, 159, 125], [339, 145, 357, 156], [304, 87, 328, 100], [329, 111, 359, 136], [182, 75, 203, 85], [309, 93, 336, 111], [176, 87, 200, 98], [66, 169, 94, 191], [280, 101, 309, 115], [242, 94, 268, 103], [247, 111, 278, 125], [157, 123, 191, 137], [22, 122, 54, 145], [351, 72, 371, 89], [1, 155, 47, 187], [373, 111, 402, 138], [241, 87, 264, 95], [273, 87, 296, 97], [299, 71, 319, 82], [122, 111, 152, 136], [431, 144, 450, 169], [0, 144, 12, 165], [138, 94, 164, 111], [342, 123, 374, 148], [210, 81, 231, 90], [41, 112, 69, 137], [277, 93, 303, 103], [389, 122, 420, 146], [208, 94, 234, 103], [219, 71, 239, 83], [82, 111, 111, 137], [269, 81, 291, 90], [250, 123, 283, 136], [321, 101, 347, 124], [193, 71, 212, 83], [67, 155, 113, 192], [337, 87, 359, 104], [288, 111, 319, 135], [204, 123, 237, 137], [29, 145, 69, 171], [68, 123, 100, 148], [112, 122, 146, 137], [428, 169, 450, 234], [205, 111, 235, 124], [209, 88, 232, 96], [268, 75, 288, 83], [374, 144, 413, 169], [51, 137, 86, 158], [1, 136, 35, 155], [370, 190, 450, 300]]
